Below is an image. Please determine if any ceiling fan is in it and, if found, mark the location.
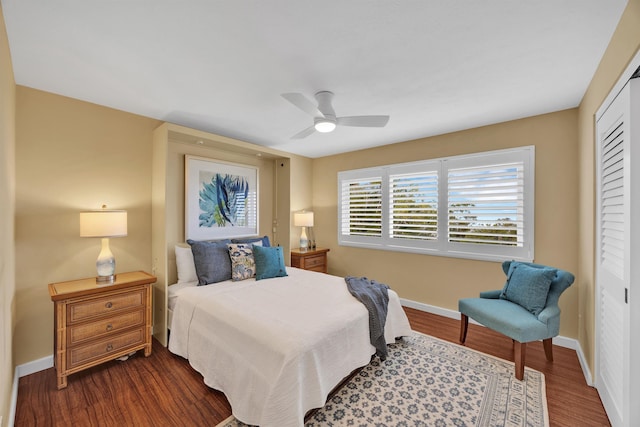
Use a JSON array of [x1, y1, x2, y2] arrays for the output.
[[281, 91, 390, 139]]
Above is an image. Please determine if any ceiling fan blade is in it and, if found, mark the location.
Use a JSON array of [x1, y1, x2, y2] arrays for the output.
[[282, 93, 324, 118], [337, 115, 390, 127], [291, 125, 316, 139]]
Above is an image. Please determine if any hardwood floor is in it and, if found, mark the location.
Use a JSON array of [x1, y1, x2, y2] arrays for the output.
[[15, 307, 610, 426]]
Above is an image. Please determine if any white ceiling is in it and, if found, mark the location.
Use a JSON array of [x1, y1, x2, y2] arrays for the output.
[[2, 1, 628, 158]]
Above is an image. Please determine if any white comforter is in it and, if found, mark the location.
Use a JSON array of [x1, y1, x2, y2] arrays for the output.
[[168, 267, 412, 427]]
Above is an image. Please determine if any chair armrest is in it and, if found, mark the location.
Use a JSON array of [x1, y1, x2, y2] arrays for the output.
[[538, 306, 560, 324], [479, 289, 502, 299]]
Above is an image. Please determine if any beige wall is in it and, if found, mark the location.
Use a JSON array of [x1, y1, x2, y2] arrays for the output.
[[577, 0, 640, 375], [0, 3, 16, 423], [14, 87, 160, 365], [289, 156, 313, 250], [313, 109, 580, 338]]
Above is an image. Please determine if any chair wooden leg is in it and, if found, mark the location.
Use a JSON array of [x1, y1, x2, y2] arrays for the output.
[[459, 314, 469, 344], [543, 338, 553, 362], [514, 341, 526, 381]]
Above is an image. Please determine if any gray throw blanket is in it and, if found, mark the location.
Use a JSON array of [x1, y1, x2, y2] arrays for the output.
[[345, 276, 390, 360]]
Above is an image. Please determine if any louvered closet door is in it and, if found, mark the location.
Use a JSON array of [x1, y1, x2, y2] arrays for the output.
[[595, 80, 633, 427]]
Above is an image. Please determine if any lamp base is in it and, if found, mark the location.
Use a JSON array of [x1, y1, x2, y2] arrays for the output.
[[299, 226, 309, 250], [96, 274, 116, 284], [95, 237, 116, 284]]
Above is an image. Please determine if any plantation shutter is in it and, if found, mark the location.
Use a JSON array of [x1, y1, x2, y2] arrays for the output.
[[246, 189, 258, 228], [447, 162, 525, 247], [339, 175, 383, 240], [600, 120, 625, 279], [389, 171, 438, 241]]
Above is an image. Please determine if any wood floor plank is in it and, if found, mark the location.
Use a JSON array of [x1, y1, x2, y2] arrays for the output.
[[15, 307, 610, 426]]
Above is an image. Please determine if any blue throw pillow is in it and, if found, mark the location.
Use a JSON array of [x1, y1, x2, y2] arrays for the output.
[[253, 245, 288, 281], [187, 239, 232, 285], [500, 262, 557, 316], [231, 236, 271, 247]]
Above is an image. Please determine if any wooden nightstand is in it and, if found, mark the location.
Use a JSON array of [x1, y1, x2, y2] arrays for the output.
[[290, 248, 330, 273], [48, 271, 156, 389]]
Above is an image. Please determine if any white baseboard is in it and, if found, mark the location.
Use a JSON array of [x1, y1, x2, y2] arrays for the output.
[[401, 298, 460, 320], [9, 367, 17, 427], [401, 298, 487, 326], [575, 340, 594, 386], [16, 355, 53, 378], [9, 355, 53, 427]]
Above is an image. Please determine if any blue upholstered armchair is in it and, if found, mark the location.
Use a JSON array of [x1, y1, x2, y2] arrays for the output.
[[458, 261, 574, 380]]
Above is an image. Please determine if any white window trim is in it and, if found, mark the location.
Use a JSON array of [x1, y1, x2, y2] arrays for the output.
[[338, 146, 535, 262]]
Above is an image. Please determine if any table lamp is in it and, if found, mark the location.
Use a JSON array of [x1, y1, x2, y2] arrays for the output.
[[80, 207, 127, 283], [294, 211, 314, 250]]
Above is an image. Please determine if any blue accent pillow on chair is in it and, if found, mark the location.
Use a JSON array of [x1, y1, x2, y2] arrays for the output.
[[500, 262, 557, 316], [253, 245, 288, 281]]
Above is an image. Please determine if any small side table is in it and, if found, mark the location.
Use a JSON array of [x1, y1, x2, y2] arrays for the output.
[[48, 271, 156, 389], [290, 248, 330, 273]]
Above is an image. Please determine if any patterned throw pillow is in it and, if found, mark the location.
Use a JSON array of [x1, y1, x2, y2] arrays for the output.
[[227, 243, 256, 281]]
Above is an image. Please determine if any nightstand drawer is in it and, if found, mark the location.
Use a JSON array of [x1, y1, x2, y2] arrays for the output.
[[67, 327, 145, 369], [290, 248, 329, 273], [68, 289, 145, 323], [68, 309, 145, 346], [304, 255, 326, 268]]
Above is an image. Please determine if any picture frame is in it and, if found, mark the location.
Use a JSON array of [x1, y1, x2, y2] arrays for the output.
[[185, 155, 259, 240]]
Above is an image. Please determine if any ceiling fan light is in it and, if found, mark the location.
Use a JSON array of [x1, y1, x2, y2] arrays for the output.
[[314, 120, 336, 133]]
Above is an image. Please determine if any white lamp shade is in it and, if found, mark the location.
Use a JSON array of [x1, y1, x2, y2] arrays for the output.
[[294, 211, 314, 227], [80, 210, 128, 237]]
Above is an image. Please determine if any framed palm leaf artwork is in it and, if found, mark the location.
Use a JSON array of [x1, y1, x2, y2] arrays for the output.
[[185, 155, 258, 240]]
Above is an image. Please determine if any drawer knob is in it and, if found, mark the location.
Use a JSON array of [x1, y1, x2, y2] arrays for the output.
[[106, 324, 113, 331], [105, 302, 113, 309], [106, 344, 113, 352]]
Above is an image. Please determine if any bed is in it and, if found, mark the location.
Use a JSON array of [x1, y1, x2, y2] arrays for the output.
[[168, 266, 412, 427]]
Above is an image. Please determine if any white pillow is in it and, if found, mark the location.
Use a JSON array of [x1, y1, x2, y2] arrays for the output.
[[175, 245, 198, 284]]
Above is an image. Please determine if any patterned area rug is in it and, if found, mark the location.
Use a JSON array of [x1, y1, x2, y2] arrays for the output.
[[216, 331, 548, 427]]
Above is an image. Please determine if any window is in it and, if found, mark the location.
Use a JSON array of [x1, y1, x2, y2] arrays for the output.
[[338, 146, 534, 262], [339, 170, 383, 248], [389, 170, 438, 241]]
